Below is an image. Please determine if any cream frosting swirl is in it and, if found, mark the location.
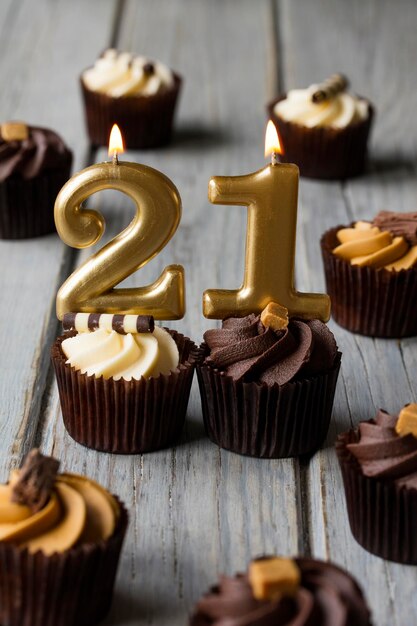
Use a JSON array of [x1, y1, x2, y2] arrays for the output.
[[62, 325, 179, 381], [82, 48, 175, 97], [274, 84, 369, 129], [0, 472, 118, 555]]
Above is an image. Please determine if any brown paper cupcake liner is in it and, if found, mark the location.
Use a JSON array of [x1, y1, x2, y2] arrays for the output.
[[0, 497, 128, 626], [336, 429, 417, 564], [197, 348, 341, 458], [0, 163, 72, 240], [51, 329, 200, 454], [321, 226, 417, 337], [267, 95, 374, 180], [80, 74, 182, 149]]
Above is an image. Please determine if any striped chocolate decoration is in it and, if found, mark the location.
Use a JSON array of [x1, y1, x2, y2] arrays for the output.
[[312, 73, 349, 103], [63, 312, 154, 334]]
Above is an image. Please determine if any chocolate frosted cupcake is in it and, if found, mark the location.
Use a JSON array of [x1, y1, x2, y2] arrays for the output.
[[321, 212, 417, 337], [0, 121, 72, 239], [81, 49, 182, 148], [336, 404, 417, 563], [51, 313, 199, 454], [190, 556, 372, 625], [268, 74, 373, 180], [0, 449, 128, 626], [197, 303, 341, 458]]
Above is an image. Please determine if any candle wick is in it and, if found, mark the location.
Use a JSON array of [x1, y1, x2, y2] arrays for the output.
[[271, 152, 279, 166], [112, 151, 119, 165]]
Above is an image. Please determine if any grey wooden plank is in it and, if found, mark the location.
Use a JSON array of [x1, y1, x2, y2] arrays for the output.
[[277, 1, 417, 624], [0, 0, 119, 480], [38, 1, 301, 624]]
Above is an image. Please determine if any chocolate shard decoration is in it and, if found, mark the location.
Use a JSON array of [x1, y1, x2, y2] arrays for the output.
[[62, 312, 155, 334], [312, 73, 349, 103], [11, 449, 60, 513]]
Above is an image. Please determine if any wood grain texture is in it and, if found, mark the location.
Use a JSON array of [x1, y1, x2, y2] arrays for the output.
[[277, 1, 417, 624]]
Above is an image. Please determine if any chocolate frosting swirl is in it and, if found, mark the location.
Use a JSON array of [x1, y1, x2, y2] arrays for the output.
[[203, 315, 337, 384], [373, 211, 417, 246], [347, 409, 417, 488], [190, 558, 371, 626], [0, 126, 72, 182]]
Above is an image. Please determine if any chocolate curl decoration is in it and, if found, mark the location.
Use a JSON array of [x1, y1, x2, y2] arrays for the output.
[[312, 74, 349, 103], [63, 312, 155, 334], [11, 449, 60, 513]]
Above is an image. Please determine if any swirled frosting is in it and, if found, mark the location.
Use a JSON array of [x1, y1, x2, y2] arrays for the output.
[[203, 314, 337, 384], [347, 409, 417, 489], [62, 325, 179, 381], [274, 85, 369, 129], [0, 471, 119, 555], [82, 48, 175, 97], [0, 125, 72, 182], [190, 558, 371, 626], [333, 216, 417, 271]]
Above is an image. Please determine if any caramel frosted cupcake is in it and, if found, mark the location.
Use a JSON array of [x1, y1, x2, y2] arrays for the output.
[[0, 122, 72, 239], [0, 449, 128, 626], [190, 556, 372, 625], [197, 303, 341, 458], [321, 211, 417, 337], [51, 313, 200, 454], [81, 49, 182, 148], [268, 74, 373, 179], [336, 404, 417, 564]]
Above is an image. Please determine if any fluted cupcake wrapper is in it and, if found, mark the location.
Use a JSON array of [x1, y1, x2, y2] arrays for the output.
[[197, 349, 341, 459], [0, 164, 72, 240], [321, 226, 417, 337], [51, 330, 200, 454], [336, 430, 417, 564], [80, 75, 182, 149], [0, 498, 128, 626], [267, 96, 374, 180]]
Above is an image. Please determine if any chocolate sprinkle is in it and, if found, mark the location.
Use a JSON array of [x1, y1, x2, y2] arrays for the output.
[[11, 449, 59, 513], [143, 62, 155, 76]]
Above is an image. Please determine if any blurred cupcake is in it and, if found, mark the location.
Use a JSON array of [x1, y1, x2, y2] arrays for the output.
[[268, 74, 374, 179], [0, 121, 72, 239], [80, 49, 182, 148], [197, 302, 341, 458], [0, 448, 127, 626], [336, 404, 417, 564], [51, 313, 200, 454], [190, 555, 372, 625], [321, 211, 417, 337]]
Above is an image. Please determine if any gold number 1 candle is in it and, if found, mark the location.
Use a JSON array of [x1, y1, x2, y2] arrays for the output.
[[203, 121, 330, 321], [55, 125, 185, 320]]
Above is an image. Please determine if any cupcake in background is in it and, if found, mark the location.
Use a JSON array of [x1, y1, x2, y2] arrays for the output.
[[197, 302, 341, 458], [0, 448, 128, 626], [321, 211, 417, 337], [0, 121, 72, 239], [81, 49, 182, 148], [190, 555, 372, 625], [337, 403, 417, 564], [268, 74, 374, 179]]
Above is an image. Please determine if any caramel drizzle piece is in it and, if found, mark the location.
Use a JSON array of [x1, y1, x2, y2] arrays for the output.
[[11, 449, 60, 513], [249, 557, 301, 601], [260, 302, 289, 331], [312, 73, 349, 103], [396, 404, 417, 439], [1, 121, 29, 142]]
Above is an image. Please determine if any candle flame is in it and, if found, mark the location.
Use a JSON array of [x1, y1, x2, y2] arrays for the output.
[[108, 124, 124, 157], [264, 120, 282, 158]]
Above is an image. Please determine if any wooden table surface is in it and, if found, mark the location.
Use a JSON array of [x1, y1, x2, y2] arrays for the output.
[[1, 0, 417, 624]]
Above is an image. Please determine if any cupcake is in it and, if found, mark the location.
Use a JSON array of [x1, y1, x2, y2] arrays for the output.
[[80, 49, 182, 148], [336, 404, 417, 564], [267, 74, 374, 180], [0, 121, 72, 239], [0, 448, 128, 626], [190, 555, 372, 625], [321, 211, 417, 337], [197, 302, 341, 458], [51, 313, 200, 454]]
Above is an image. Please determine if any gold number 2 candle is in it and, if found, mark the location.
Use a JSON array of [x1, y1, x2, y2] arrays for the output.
[[54, 125, 185, 320], [203, 122, 330, 321]]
